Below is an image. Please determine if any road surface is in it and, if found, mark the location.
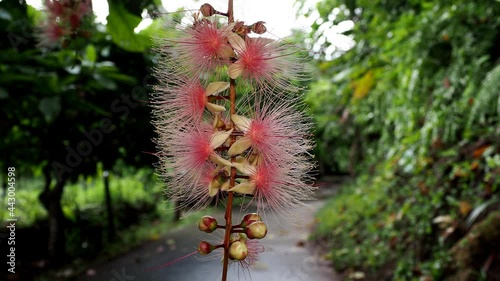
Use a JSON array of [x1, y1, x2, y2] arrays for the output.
[[78, 186, 341, 281]]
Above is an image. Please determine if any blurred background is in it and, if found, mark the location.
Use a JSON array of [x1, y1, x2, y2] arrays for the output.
[[0, 0, 498, 280]]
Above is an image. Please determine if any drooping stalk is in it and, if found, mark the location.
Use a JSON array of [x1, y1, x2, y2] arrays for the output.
[[221, 2, 235, 281]]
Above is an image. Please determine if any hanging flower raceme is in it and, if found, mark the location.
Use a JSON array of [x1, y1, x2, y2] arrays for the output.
[[38, 0, 93, 48], [150, 2, 315, 279]]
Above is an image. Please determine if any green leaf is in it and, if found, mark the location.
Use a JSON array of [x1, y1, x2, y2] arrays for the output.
[[106, 2, 150, 52], [86, 44, 97, 63], [38, 96, 61, 123], [137, 18, 164, 38], [0, 87, 8, 99]]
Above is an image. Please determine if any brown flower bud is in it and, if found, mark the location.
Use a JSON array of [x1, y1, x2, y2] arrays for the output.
[[198, 215, 218, 233], [200, 3, 216, 17], [251, 21, 267, 34], [198, 241, 214, 255], [246, 221, 267, 239], [233, 21, 250, 36], [229, 241, 248, 260]]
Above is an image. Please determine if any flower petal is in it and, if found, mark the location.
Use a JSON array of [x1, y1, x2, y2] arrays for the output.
[[221, 180, 231, 191], [229, 181, 256, 195], [228, 61, 245, 79], [212, 113, 226, 129], [208, 178, 221, 197], [249, 153, 264, 166], [227, 32, 246, 53], [206, 82, 230, 96], [233, 162, 256, 176], [228, 137, 252, 156], [210, 129, 233, 148], [209, 153, 233, 167], [231, 114, 252, 133], [206, 102, 226, 113], [217, 45, 236, 59]]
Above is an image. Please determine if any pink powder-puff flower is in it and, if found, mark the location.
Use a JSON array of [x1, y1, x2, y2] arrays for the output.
[[151, 78, 228, 131], [38, 22, 66, 48], [162, 18, 235, 76], [38, 0, 92, 48], [228, 94, 313, 168], [167, 163, 226, 212], [222, 94, 315, 213], [229, 159, 315, 214], [227, 32, 306, 95], [168, 124, 233, 178], [44, 0, 64, 18], [158, 123, 234, 211]]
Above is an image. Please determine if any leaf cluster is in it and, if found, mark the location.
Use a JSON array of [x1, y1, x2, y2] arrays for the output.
[[306, 0, 499, 279]]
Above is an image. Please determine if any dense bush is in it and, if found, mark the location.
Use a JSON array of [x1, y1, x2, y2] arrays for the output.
[[305, 0, 499, 279]]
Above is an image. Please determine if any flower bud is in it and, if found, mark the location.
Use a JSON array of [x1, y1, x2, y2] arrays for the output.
[[200, 3, 216, 17], [229, 241, 248, 260], [198, 215, 218, 233], [251, 21, 267, 34], [246, 221, 267, 239], [238, 233, 248, 243], [233, 21, 250, 36], [198, 241, 214, 255], [240, 213, 262, 228]]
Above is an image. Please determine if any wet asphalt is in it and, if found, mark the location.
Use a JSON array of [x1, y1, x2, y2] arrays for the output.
[[77, 180, 342, 281]]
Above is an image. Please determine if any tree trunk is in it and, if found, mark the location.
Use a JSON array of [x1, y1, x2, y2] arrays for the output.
[[39, 164, 67, 264]]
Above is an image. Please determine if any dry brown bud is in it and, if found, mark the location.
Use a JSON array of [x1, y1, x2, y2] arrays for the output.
[[251, 21, 267, 34], [233, 21, 250, 36], [200, 3, 216, 17]]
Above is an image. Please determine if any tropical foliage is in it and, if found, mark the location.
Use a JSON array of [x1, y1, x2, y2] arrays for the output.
[[305, 0, 499, 279]]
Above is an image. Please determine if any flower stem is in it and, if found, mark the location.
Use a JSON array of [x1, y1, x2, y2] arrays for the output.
[[222, 2, 235, 281]]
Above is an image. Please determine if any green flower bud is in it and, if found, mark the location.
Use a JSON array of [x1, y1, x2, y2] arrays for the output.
[[198, 215, 218, 233], [241, 213, 262, 228], [246, 221, 267, 239], [229, 241, 248, 260]]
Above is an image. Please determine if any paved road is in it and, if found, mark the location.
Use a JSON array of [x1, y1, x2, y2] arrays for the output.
[[78, 186, 341, 281]]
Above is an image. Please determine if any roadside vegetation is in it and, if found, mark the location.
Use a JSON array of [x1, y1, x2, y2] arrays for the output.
[[305, 0, 499, 279]]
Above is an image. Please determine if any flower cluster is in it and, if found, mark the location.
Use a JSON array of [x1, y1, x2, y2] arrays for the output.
[[151, 2, 315, 273], [38, 0, 93, 48], [153, 6, 314, 213]]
